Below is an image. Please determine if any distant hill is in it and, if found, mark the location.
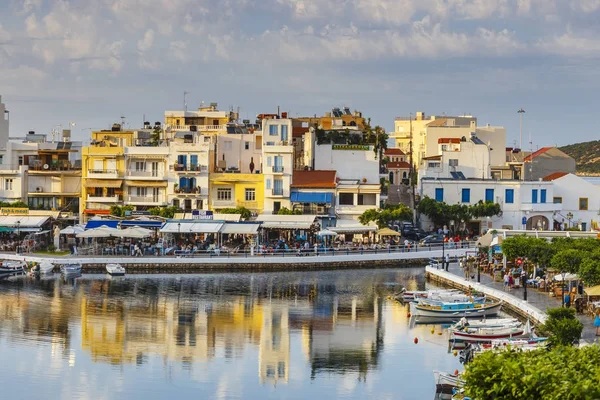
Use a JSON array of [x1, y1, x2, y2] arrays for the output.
[[559, 140, 600, 175]]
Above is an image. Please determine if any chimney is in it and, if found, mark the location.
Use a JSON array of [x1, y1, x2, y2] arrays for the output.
[[281, 112, 288, 119], [470, 120, 477, 129]]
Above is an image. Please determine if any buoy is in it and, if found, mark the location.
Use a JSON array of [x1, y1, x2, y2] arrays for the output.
[[407, 312, 411, 317], [414, 337, 419, 344], [453, 350, 458, 357], [387, 295, 391, 299], [438, 332, 443, 335], [454, 369, 459, 376], [430, 327, 435, 334]]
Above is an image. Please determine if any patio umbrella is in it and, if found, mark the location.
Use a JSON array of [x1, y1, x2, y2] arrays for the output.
[[376, 227, 401, 236], [118, 226, 152, 239], [60, 225, 85, 235], [76, 225, 120, 238], [317, 229, 338, 236]]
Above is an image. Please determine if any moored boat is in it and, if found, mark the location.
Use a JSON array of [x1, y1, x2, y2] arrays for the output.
[[0, 261, 26, 276], [433, 370, 464, 397], [106, 263, 126, 276], [411, 300, 502, 319], [452, 317, 520, 330], [60, 264, 82, 276], [450, 324, 527, 343]]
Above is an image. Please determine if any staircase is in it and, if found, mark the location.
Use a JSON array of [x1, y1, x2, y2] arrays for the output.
[[386, 184, 413, 206]]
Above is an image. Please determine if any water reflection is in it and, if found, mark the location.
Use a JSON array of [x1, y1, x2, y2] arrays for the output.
[[0, 269, 457, 399]]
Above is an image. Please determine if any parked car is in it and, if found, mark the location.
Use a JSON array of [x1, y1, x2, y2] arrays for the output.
[[419, 234, 445, 246], [403, 227, 429, 241]]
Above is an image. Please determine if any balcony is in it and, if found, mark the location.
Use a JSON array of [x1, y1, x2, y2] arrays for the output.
[[88, 169, 119, 179], [172, 164, 209, 174], [167, 124, 225, 132], [126, 170, 164, 179], [28, 161, 80, 174], [238, 201, 259, 209], [87, 194, 121, 203], [521, 202, 562, 213], [336, 204, 375, 215], [272, 165, 284, 174], [174, 187, 204, 196], [268, 188, 284, 197], [211, 199, 236, 208], [127, 196, 167, 205]]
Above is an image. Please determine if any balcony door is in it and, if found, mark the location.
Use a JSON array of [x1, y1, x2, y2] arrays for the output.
[[106, 159, 116, 172], [151, 161, 159, 177], [152, 188, 160, 202]]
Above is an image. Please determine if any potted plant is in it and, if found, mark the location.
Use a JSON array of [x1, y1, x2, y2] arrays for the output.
[[174, 183, 179, 193]]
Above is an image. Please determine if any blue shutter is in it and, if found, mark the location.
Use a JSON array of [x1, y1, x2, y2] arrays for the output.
[[190, 155, 198, 167], [435, 188, 443, 202], [541, 189, 547, 204], [505, 189, 514, 204], [485, 189, 494, 203], [281, 125, 288, 142], [461, 188, 471, 203], [532, 189, 538, 204], [269, 125, 278, 136]]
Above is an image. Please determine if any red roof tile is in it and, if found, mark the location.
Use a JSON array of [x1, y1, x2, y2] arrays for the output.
[[291, 170, 337, 188], [387, 161, 411, 169], [438, 138, 461, 144], [524, 147, 552, 162], [385, 148, 405, 156], [543, 172, 569, 181], [292, 126, 309, 137]]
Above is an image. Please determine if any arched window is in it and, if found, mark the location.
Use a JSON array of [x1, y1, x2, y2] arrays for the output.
[[402, 171, 407, 179], [389, 172, 394, 184]]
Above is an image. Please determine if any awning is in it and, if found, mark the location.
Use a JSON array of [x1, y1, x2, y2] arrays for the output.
[[255, 215, 317, 230], [173, 213, 241, 222], [290, 192, 333, 204], [127, 180, 168, 187], [85, 220, 120, 229], [0, 216, 50, 229], [330, 219, 377, 233], [221, 223, 260, 235], [84, 209, 111, 215], [86, 179, 123, 188], [585, 285, 600, 297], [120, 220, 164, 228], [160, 221, 224, 234]]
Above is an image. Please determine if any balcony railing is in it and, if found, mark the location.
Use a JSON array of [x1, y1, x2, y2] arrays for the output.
[[127, 196, 165, 204], [87, 194, 121, 203], [173, 164, 209, 172], [167, 124, 225, 132], [126, 170, 162, 177], [272, 165, 284, 173], [174, 187, 203, 195], [29, 161, 79, 171], [271, 188, 284, 196]]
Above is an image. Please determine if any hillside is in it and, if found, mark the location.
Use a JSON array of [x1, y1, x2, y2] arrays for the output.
[[559, 140, 600, 175]]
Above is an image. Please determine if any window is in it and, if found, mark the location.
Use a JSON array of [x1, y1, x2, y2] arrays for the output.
[[244, 141, 250, 150], [505, 189, 514, 204], [428, 162, 441, 168], [136, 187, 147, 197], [266, 157, 272, 167], [449, 159, 458, 167], [224, 141, 232, 150], [358, 194, 376, 205], [177, 154, 187, 165], [553, 197, 562, 204], [18, 156, 23, 166], [173, 199, 180, 208], [435, 188, 443, 202], [0, 155, 3, 164], [278, 361, 286, 378], [273, 179, 283, 195], [441, 144, 448, 151], [245, 188, 256, 201], [532, 189, 538, 204], [461, 188, 471, 203], [580, 197, 588, 210], [266, 179, 272, 190], [281, 125, 288, 142], [339, 193, 354, 205], [190, 155, 198, 167], [4, 178, 13, 191], [217, 188, 232, 201], [269, 125, 278, 136], [485, 189, 494, 203], [540, 189, 547, 204], [135, 161, 146, 171], [266, 141, 275, 146]]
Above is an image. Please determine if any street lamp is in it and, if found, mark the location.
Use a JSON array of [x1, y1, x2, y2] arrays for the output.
[[566, 212, 573, 228], [16, 221, 20, 254], [477, 243, 481, 283], [518, 109, 525, 153], [522, 268, 528, 302]]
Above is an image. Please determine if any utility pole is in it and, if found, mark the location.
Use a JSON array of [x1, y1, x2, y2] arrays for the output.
[[409, 113, 417, 225], [518, 108, 525, 181]]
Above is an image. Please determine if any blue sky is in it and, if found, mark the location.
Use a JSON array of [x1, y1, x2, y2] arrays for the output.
[[1, 0, 599, 147]]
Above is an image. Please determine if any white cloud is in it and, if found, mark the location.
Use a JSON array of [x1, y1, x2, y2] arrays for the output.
[[137, 29, 155, 52], [537, 30, 600, 57], [572, 0, 600, 13]]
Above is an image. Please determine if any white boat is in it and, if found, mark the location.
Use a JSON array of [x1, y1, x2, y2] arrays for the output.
[[60, 264, 82, 276], [452, 317, 520, 330], [411, 300, 502, 319], [106, 263, 126, 276], [38, 261, 55, 274], [450, 323, 528, 343], [433, 370, 464, 396], [0, 261, 26, 275], [398, 288, 461, 301]]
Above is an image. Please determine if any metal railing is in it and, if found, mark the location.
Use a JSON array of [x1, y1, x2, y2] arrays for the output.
[[89, 169, 118, 174]]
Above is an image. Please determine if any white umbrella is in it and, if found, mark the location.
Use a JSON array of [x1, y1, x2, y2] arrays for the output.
[[76, 225, 120, 238], [553, 273, 578, 281], [118, 226, 152, 239], [60, 225, 85, 235], [317, 229, 338, 237]]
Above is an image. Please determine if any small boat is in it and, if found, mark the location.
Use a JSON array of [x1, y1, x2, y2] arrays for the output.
[[34, 260, 55, 274], [452, 317, 520, 330], [60, 264, 82, 276], [451, 324, 528, 343], [106, 263, 126, 276], [433, 370, 464, 397], [459, 337, 547, 364], [397, 288, 462, 302], [0, 261, 26, 276], [411, 300, 502, 319]]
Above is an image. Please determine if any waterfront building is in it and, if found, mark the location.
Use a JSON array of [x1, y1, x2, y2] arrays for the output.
[[544, 172, 600, 231], [419, 134, 491, 180], [262, 118, 293, 214], [294, 107, 366, 131], [164, 102, 237, 136], [384, 148, 410, 185]]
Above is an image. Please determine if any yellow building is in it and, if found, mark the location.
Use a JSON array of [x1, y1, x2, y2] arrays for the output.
[[391, 111, 477, 167], [295, 107, 366, 130], [209, 172, 264, 214], [164, 103, 236, 135]]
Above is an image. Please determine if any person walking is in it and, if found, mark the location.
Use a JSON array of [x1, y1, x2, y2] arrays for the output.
[[594, 312, 600, 336], [445, 253, 450, 271], [503, 272, 510, 291]]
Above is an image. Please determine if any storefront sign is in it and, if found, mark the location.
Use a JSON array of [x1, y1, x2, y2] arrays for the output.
[[1, 208, 29, 215], [332, 144, 370, 151], [192, 210, 214, 220], [132, 211, 151, 216]]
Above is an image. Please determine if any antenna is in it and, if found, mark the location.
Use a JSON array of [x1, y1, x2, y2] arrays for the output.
[[184, 91, 189, 112], [120, 116, 126, 128]]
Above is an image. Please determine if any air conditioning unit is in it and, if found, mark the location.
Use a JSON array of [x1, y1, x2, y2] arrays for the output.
[[35, 187, 43, 192]]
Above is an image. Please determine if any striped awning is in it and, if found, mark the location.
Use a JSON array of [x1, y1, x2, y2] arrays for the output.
[[86, 179, 123, 188]]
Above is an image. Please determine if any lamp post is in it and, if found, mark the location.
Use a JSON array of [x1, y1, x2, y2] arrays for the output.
[[567, 212, 573, 229], [477, 243, 481, 283], [561, 270, 565, 307], [522, 269, 528, 302], [16, 221, 20, 254]]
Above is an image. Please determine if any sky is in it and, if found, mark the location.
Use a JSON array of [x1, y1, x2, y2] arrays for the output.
[[1, 0, 599, 147]]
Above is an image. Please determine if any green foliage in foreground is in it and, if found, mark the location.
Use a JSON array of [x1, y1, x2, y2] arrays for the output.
[[358, 204, 413, 228], [218, 207, 252, 220], [537, 307, 583, 347], [463, 345, 600, 400]]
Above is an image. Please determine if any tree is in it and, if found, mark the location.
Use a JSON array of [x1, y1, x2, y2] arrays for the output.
[[148, 206, 180, 219], [538, 307, 583, 347], [277, 207, 301, 215], [218, 207, 252, 220], [577, 254, 600, 286], [417, 197, 501, 230], [550, 249, 583, 274], [109, 205, 134, 218], [463, 345, 600, 399], [358, 204, 412, 228], [151, 124, 162, 146], [502, 236, 554, 267]]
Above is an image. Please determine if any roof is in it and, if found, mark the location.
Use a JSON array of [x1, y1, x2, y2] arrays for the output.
[[292, 126, 309, 137], [387, 161, 411, 169], [291, 170, 337, 188], [523, 147, 552, 162], [423, 155, 442, 161], [220, 223, 260, 235], [426, 118, 448, 127], [330, 219, 377, 233], [255, 214, 317, 229], [438, 138, 461, 144], [543, 172, 569, 181], [384, 148, 405, 156]]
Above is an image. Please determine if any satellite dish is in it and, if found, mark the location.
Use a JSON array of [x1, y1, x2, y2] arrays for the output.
[[43, 164, 49, 170]]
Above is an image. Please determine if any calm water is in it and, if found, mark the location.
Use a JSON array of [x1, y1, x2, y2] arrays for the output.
[[0, 269, 461, 400]]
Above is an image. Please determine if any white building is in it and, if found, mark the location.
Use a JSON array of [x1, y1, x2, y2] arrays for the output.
[[546, 173, 600, 231], [262, 118, 293, 214], [123, 146, 169, 209], [420, 177, 560, 234], [420, 135, 491, 180]]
